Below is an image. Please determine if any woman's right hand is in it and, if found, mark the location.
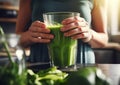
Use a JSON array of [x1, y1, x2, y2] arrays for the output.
[[20, 20, 54, 47]]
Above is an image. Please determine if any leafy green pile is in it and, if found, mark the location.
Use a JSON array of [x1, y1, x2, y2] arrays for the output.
[[0, 66, 27, 85], [27, 66, 111, 85], [27, 66, 68, 85]]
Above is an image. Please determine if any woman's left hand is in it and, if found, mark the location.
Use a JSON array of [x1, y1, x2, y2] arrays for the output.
[[61, 16, 92, 42]]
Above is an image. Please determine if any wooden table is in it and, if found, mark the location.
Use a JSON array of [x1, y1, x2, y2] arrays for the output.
[[97, 64, 120, 85]]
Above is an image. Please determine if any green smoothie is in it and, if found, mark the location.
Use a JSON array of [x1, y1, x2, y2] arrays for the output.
[[48, 25, 77, 68]]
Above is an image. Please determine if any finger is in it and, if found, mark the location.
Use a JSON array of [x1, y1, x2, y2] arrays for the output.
[[62, 17, 75, 24], [71, 32, 90, 40], [31, 37, 51, 43], [62, 16, 84, 25], [61, 21, 86, 32], [31, 20, 51, 33], [33, 33, 54, 39], [30, 26, 50, 33], [31, 32, 54, 39], [74, 16, 85, 22], [63, 25, 90, 37], [32, 20, 46, 28], [40, 33, 54, 39], [64, 28, 82, 37]]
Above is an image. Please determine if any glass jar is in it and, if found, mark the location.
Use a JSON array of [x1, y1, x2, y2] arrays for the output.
[[0, 33, 27, 85], [43, 12, 79, 69]]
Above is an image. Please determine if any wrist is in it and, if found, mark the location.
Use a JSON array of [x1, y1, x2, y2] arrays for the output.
[[82, 30, 93, 43]]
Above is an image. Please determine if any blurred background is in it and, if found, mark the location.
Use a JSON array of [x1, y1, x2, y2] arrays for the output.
[[0, 0, 120, 63], [0, 0, 120, 85]]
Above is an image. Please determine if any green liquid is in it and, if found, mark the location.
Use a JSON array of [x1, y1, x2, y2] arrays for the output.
[[48, 25, 77, 68]]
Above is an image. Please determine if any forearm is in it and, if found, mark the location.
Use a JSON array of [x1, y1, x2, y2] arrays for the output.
[[88, 29, 108, 48], [89, 0, 108, 48], [19, 31, 32, 48]]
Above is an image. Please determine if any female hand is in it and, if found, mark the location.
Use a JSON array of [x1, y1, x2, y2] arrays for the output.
[[61, 16, 92, 42], [25, 20, 54, 44]]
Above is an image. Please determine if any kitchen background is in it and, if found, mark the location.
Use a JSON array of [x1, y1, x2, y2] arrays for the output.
[[1, 0, 120, 85], [0, 0, 120, 64]]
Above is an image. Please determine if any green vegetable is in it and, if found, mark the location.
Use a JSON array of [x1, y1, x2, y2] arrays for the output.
[[27, 66, 111, 85], [63, 67, 111, 85], [0, 26, 27, 85], [0, 26, 14, 64], [0, 66, 27, 85], [63, 67, 96, 85], [27, 66, 68, 85], [48, 25, 77, 68]]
